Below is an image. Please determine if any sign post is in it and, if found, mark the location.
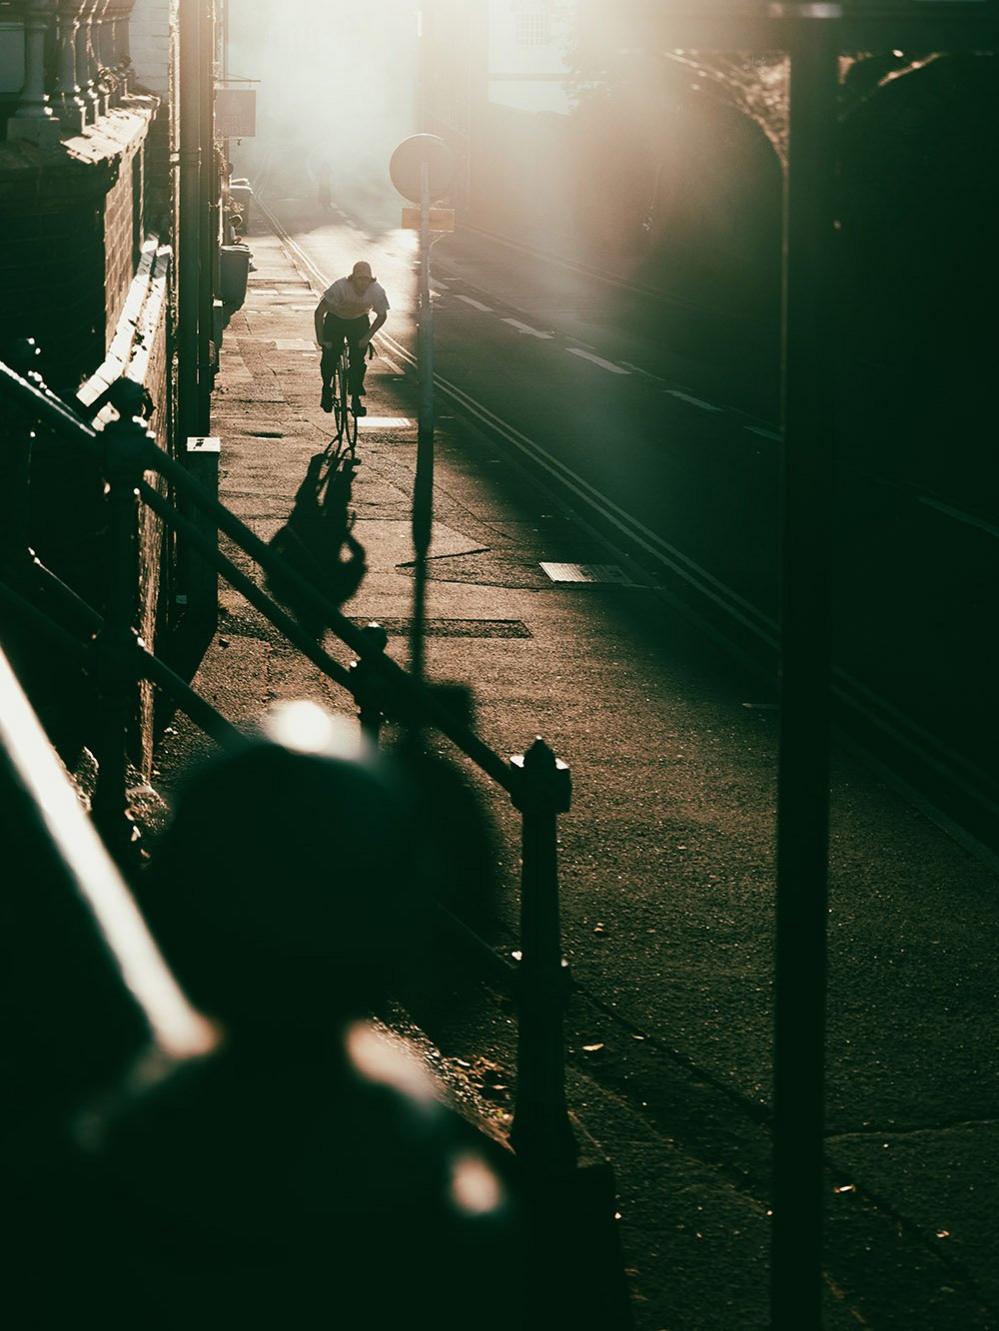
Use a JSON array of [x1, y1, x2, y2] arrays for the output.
[[389, 134, 456, 685]]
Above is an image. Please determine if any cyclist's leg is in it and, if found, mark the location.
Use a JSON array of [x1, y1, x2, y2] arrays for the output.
[[346, 316, 371, 402], [320, 343, 335, 411]]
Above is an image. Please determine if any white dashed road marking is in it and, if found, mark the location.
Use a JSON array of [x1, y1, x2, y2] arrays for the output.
[[503, 318, 553, 339], [667, 389, 722, 412], [457, 295, 493, 312], [567, 348, 630, 374]]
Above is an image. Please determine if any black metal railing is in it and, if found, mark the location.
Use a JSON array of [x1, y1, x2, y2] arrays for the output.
[[0, 639, 217, 1063], [0, 353, 579, 1177]]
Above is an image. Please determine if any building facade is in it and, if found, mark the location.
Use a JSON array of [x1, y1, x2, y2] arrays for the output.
[[0, 0, 216, 774]]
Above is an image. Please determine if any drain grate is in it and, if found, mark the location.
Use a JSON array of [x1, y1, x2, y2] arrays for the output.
[[219, 610, 531, 643], [353, 617, 532, 639], [540, 562, 634, 586]]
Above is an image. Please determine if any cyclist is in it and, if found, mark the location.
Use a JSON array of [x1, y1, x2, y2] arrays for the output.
[[315, 260, 389, 419]]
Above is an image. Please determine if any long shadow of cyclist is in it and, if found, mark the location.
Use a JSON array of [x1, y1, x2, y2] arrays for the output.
[[265, 447, 366, 639]]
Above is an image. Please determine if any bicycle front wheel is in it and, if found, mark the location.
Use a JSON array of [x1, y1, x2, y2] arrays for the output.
[[337, 355, 358, 451], [333, 356, 348, 443]]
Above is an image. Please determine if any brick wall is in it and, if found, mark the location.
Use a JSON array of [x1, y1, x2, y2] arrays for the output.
[[0, 204, 107, 389], [0, 102, 177, 774], [104, 143, 145, 353], [0, 106, 159, 389]]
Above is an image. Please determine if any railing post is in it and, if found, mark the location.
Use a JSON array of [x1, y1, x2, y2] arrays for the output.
[[349, 622, 390, 743], [89, 408, 149, 859], [509, 736, 578, 1173], [181, 433, 220, 623]]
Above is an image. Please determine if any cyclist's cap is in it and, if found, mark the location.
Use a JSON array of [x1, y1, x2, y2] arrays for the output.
[[352, 260, 375, 281]]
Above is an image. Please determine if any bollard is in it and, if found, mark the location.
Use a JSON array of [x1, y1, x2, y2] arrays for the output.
[[349, 622, 391, 743], [89, 409, 150, 858], [509, 736, 578, 1174]]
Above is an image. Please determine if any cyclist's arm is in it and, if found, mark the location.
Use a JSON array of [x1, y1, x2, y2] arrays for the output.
[[360, 311, 387, 347], [314, 298, 331, 345]]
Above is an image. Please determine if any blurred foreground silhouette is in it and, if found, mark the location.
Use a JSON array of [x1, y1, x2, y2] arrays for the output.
[[8, 703, 520, 1329]]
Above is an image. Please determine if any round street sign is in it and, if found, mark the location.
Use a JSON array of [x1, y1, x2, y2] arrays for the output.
[[389, 134, 456, 205]]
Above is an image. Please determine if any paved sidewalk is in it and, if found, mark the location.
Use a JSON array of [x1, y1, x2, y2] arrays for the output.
[[156, 217, 999, 1331]]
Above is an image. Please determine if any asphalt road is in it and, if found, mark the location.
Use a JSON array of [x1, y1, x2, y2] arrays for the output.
[[260, 189, 997, 853]]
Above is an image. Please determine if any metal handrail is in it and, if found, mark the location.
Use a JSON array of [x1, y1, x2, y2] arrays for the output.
[[0, 571, 241, 751], [0, 643, 216, 1062], [1, 566, 521, 1005], [1, 352, 578, 1172]]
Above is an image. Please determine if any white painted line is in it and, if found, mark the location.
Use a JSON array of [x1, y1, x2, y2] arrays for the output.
[[920, 496, 999, 540], [667, 389, 722, 412], [620, 361, 668, 385], [503, 318, 553, 339], [433, 279, 450, 290], [275, 338, 317, 351], [379, 354, 404, 375], [567, 348, 630, 375], [746, 425, 782, 442], [358, 416, 413, 429], [457, 295, 493, 312]]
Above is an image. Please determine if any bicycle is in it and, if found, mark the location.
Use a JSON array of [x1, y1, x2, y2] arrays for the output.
[[329, 339, 359, 456]]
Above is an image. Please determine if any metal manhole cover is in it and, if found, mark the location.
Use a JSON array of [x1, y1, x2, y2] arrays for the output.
[[540, 562, 635, 586]]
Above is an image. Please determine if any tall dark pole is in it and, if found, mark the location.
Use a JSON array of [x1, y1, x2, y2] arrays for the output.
[[770, 11, 840, 1329], [197, 0, 217, 435], [410, 159, 434, 687], [178, 0, 202, 448]]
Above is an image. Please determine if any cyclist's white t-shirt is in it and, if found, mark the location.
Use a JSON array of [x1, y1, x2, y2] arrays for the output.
[[323, 277, 390, 321]]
